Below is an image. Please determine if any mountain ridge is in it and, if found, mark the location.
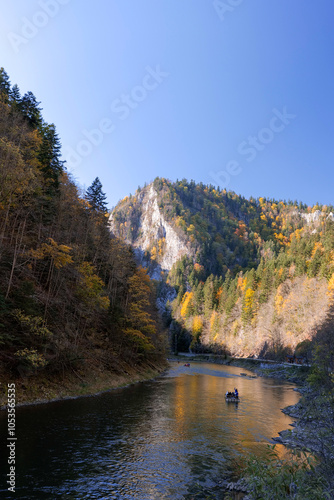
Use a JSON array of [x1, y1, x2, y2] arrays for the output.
[[110, 178, 334, 359]]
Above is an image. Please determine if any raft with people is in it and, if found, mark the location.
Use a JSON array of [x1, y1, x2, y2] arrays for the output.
[[225, 388, 240, 402]]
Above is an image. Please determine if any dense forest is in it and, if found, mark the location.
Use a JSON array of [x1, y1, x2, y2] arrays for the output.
[[1, 67, 333, 497], [0, 68, 166, 393], [2, 63, 333, 394], [112, 178, 334, 366]]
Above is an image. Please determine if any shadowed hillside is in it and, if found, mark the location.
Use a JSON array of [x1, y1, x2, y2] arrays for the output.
[[0, 68, 167, 401]]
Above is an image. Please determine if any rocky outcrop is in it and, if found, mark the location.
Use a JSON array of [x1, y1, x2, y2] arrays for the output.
[[109, 184, 191, 279], [301, 210, 334, 225]]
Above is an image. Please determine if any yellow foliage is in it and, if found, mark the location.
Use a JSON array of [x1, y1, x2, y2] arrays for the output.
[[15, 348, 47, 368], [275, 293, 285, 314], [176, 217, 186, 229], [126, 267, 156, 339], [31, 238, 73, 269], [12, 310, 52, 338], [274, 232, 284, 241], [192, 316, 203, 335], [158, 238, 165, 256], [76, 261, 110, 310], [209, 311, 221, 339], [180, 291, 193, 318], [244, 288, 255, 310], [123, 328, 154, 353], [151, 246, 157, 260], [311, 242, 324, 259], [328, 273, 334, 303], [277, 267, 284, 279]]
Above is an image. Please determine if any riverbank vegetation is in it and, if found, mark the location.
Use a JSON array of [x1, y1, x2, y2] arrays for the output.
[[0, 68, 167, 405], [236, 374, 334, 498], [223, 331, 334, 499]]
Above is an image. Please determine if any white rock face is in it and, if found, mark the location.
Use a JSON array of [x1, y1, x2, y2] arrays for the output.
[[301, 210, 334, 225], [110, 184, 191, 276], [301, 210, 322, 224]]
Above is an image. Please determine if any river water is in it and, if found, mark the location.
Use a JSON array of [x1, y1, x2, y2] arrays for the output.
[[0, 362, 299, 499]]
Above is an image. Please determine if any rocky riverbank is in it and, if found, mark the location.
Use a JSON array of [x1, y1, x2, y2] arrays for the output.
[[274, 390, 334, 458], [172, 354, 334, 497]]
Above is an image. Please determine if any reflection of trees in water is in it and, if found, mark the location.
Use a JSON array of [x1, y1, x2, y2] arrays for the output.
[[2, 365, 300, 498]]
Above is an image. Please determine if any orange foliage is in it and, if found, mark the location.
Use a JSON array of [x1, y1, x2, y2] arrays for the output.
[[237, 275, 247, 291]]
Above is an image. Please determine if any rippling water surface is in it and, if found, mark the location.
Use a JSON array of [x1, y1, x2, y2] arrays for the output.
[[0, 362, 300, 499]]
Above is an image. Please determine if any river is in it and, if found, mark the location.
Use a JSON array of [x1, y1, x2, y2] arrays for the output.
[[0, 362, 300, 499]]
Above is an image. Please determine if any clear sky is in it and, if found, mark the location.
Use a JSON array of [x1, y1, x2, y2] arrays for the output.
[[1, 0, 333, 208]]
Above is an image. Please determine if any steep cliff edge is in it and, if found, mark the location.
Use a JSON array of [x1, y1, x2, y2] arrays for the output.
[[109, 184, 192, 279]]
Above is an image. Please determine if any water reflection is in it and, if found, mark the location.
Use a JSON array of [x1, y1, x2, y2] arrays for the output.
[[0, 362, 299, 499]]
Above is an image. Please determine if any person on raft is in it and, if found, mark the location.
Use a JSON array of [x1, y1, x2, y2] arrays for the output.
[[234, 388, 238, 398]]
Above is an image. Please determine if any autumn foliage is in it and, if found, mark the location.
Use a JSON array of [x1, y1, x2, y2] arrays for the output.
[[0, 68, 165, 378]]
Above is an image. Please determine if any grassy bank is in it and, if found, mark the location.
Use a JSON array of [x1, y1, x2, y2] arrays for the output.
[[0, 358, 168, 409]]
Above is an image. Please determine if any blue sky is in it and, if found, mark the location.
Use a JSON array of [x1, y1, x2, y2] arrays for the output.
[[1, 0, 333, 208]]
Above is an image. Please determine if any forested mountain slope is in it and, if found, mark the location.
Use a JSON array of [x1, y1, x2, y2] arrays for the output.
[[111, 178, 334, 360], [0, 68, 166, 397]]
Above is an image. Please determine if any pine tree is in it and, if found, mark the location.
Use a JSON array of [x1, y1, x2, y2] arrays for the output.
[[85, 177, 108, 213], [203, 275, 215, 316], [38, 123, 64, 192], [20, 91, 42, 128], [9, 84, 21, 110], [0, 67, 11, 97]]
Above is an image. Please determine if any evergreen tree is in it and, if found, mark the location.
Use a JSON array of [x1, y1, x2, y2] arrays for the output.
[[193, 282, 204, 314], [308, 248, 323, 278], [0, 67, 11, 97], [20, 91, 42, 128], [258, 262, 274, 303], [38, 123, 64, 192], [9, 84, 21, 110], [203, 275, 215, 316], [86, 177, 108, 213]]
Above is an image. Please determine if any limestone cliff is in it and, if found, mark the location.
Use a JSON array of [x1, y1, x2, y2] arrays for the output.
[[109, 184, 191, 280], [301, 209, 334, 225]]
